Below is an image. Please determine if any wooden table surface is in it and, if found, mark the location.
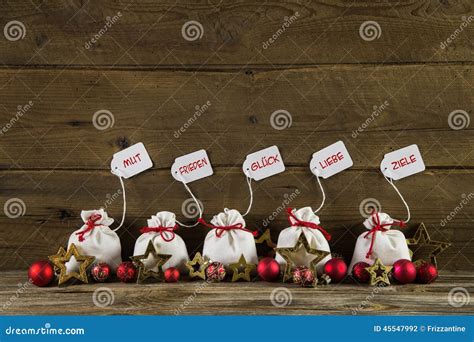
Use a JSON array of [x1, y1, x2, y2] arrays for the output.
[[0, 271, 472, 315]]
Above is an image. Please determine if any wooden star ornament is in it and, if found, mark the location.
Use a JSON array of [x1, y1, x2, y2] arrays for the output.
[[406, 222, 451, 267], [275, 233, 330, 283], [185, 252, 209, 280], [130, 241, 172, 283], [365, 258, 392, 286], [255, 229, 277, 258], [229, 254, 256, 282], [48, 243, 95, 286]]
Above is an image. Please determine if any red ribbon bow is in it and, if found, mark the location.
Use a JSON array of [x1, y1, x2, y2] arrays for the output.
[[198, 218, 258, 238], [286, 208, 332, 241], [76, 213, 102, 242], [140, 225, 178, 242], [363, 210, 406, 259]]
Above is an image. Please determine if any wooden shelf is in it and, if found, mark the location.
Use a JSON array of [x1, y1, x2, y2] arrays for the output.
[[0, 271, 472, 315]]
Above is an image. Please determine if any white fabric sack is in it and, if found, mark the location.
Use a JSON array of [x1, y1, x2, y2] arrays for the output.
[[133, 211, 189, 272], [348, 212, 410, 273], [275, 207, 331, 274], [66, 209, 122, 272], [202, 208, 258, 265]]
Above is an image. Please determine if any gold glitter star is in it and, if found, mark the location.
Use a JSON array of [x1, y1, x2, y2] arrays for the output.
[[185, 252, 209, 280], [275, 233, 330, 283], [48, 243, 95, 286], [365, 258, 392, 286], [406, 222, 451, 267], [130, 241, 172, 283], [229, 254, 256, 282]]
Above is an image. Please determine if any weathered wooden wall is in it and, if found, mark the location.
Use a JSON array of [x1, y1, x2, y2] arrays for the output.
[[0, 0, 472, 271]]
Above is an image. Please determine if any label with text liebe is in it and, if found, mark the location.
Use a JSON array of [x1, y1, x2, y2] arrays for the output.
[[172, 149, 213, 183], [310, 141, 353, 178], [110, 142, 153, 178], [380, 144, 425, 180], [243, 145, 285, 181]]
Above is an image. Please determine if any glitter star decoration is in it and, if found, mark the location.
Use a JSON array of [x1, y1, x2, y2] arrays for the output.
[[406, 223, 451, 267], [365, 258, 392, 286], [48, 243, 95, 286], [185, 252, 209, 280], [275, 233, 330, 283], [130, 241, 172, 283], [229, 254, 256, 282], [255, 229, 277, 258]]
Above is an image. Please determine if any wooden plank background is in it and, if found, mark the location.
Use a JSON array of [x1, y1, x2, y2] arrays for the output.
[[0, 0, 472, 272]]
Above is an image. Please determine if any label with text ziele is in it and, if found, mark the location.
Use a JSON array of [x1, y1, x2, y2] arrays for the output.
[[111, 142, 153, 178], [243, 145, 285, 181], [310, 141, 353, 178], [171, 149, 213, 183], [380, 144, 425, 180]]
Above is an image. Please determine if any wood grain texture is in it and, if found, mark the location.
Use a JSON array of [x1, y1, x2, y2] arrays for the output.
[[0, 0, 473, 66], [0, 271, 472, 315]]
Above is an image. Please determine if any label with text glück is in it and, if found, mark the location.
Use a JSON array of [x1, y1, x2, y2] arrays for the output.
[[380, 144, 425, 180], [310, 141, 353, 178], [171, 149, 213, 183], [111, 142, 153, 178], [243, 145, 285, 181]]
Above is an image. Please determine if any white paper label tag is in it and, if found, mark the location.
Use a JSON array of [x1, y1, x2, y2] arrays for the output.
[[243, 145, 285, 181], [111, 142, 153, 179], [310, 141, 353, 179], [172, 149, 213, 183], [380, 144, 425, 180]]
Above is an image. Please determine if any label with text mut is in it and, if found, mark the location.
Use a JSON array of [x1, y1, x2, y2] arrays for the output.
[[310, 141, 353, 178], [243, 145, 285, 181], [172, 149, 213, 183], [380, 144, 425, 180], [110, 142, 153, 178]]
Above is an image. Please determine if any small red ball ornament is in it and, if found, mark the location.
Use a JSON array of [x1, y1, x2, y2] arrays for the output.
[[164, 267, 180, 283], [292, 266, 315, 287], [116, 261, 137, 283], [392, 259, 416, 284], [257, 257, 280, 282], [323, 258, 347, 283], [91, 262, 111, 282], [28, 260, 54, 287], [206, 262, 226, 281], [352, 262, 371, 283], [416, 262, 438, 284]]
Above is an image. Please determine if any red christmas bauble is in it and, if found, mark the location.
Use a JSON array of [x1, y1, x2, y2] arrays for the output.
[[352, 262, 371, 283], [416, 262, 438, 284], [28, 260, 54, 287], [164, 267, 180, 283], [323, 258, 347, 283], [206, 262, 226, 281], [91, 262, 111, 282], [257, 257, 280, 282], [292, 266, 315, 287], [116, 262, 137, 283], [392, 259, 416, 284]]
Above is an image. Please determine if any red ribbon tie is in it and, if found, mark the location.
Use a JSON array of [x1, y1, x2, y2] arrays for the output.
[[76, 213, 102, 242], [286, 207, 332, 241], [140, 225, 178, 242], [198, 218, 258, 238]]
